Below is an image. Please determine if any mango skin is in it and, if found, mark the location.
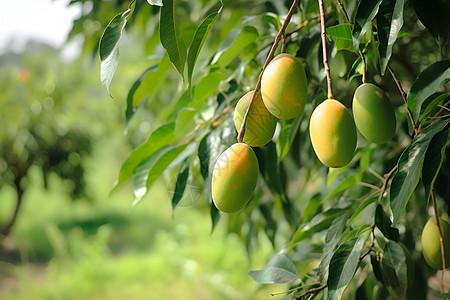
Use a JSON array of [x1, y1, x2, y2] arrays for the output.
[[234, 90, 278, 147], [421, 217, 450, 270], [211, 143, 259, 213], [309, 99, 357, 168], [353, 83, 396, 144], [261, 53, 308, 120]]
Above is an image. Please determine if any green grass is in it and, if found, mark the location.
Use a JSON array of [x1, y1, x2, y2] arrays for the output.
[[0, 137, 275, 300]]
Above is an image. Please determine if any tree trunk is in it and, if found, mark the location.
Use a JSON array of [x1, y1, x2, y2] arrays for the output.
[[0, 175, 24, 239]]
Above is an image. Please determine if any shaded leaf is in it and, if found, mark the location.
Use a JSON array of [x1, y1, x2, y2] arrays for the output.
[[113, 123, 175, 192], [375, 204, 399, 241], [125, 65, 159, 131], [99, 4, 134, 94], [407, 60, 450, 123], [327, 236, 365, 300], [160, 0, 187, 80], [249, 253, 300, 284], [327, 24, 354, 52], [277, 115, 302, 161], [352, 0, 383, 50], [380, 240, 407, 300], [377, 0, 404, 75], [390, 118, 450, 225], [346, 56, 363, 84], [187, 4, 222, 88], [171, 156, 191, 211], [419, 93, 450, 126], [423, 129, 450, 203]]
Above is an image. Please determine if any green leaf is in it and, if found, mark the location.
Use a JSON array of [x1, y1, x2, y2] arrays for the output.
[[187, 4, 222, 89], [248, 253, 300, 284], [377, 0, 404, 75], [99, 3, 134, 94], [277, 115, 302, 161], [112, 123, 175, 192], [160, 0, 187, 80], [375, 204, 399, 241], [191, 71, 225, 107], [254, 142, 284, 195], [147, 0, 162, 5], [322, 169, 362, 200], [327, 236, 365, 300], [125, 65, 159, 131], [422, 129, 450, 203], [346, 56, 363, 84], [419, 93, 450, 125], [352, 0, 383, 50], [380, 241, 407, 300], [215, 26, 259, 68], [210, 201, 221, 232], [327, 24, 354, 52], [390, 118, 450, 225], [407, 60, 450, 124], [174, 108, 197, 140], [171, 156, 191, 211], [133, 144, 188, 204]]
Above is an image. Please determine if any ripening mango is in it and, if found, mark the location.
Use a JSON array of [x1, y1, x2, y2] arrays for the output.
[[352, 83, 396, 144], [261, 53, 308, 120], [234, 90, 277, 147], [211, 143, 258, 213], [421, 217, 450, 270], [309, 99, 357, 168]]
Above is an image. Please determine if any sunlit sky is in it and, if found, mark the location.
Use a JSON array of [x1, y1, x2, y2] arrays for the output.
[[0, 0, 81, 54]]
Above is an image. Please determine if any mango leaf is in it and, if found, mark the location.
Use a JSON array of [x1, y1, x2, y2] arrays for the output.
[[375, 204, 399, 241], [377, 0, 404, 75], [422, 129, 450, 203], [419, 93, 450, 125], [327, 236, 365, 300], [248, 253, 300, 284], [147, 0, 162, 5], [352, 0, 383, 50], [160, 0, 187, 80], [171, 156, 191, 211], [346, 56, 363, 84], [191, 71, 225, 107], [210, 201, 221, 232], [112, 123, 175, 192], [277, 114, 302, 161], [327, 24, 354, 52], [133, 144, 187, 205], [321, 169, 362, 200], [187, 3, 222, 88], [214, 26, 259, 68], [390, 118, 450, 225], [407, 60, 450, 123], [380, 241, 407, 300], [174, 108, 197, 140], [99, 2, 134, 94], [125, 65, 159, 131]]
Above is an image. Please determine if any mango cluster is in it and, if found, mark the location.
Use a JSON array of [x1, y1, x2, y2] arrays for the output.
[[310, 83, 396, 168], [212, 54, 308, 213]]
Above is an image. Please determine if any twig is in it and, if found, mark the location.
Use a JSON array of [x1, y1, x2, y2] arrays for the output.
[[237, 0, 299, 143], [360, 224, 376, 260], [295, 283, 327, 299], [431, 187, 446, 293], [336, 0, 352, 24], [387, 64, 419, 136], [318, 0, 334, 99]]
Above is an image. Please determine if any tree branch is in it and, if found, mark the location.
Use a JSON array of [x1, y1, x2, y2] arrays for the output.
[[237, 0, 299, 143], [0, 174, 24, 241], [318, 0, 334, 99], [336, 0, 351, 24]]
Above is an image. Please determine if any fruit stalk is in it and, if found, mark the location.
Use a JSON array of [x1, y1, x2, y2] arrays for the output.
[[318, 0, 334, 100], [431, 187, 446, 293], [237, 0, 299, 143]]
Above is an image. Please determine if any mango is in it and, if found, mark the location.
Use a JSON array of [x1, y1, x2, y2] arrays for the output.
[[352, 83, 396, 144], [309, 99, 357, 168], [261, 53, 308, 120], [211, 143, 258, 213], [421, 217, 450, 270], [234, 90, 277, 147]]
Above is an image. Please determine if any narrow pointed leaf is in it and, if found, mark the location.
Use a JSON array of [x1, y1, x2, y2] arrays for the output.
[[375, 204, 399, 241], [171, 156, 192, 211], [407, 60, 450, 123], [187, 5, 222, 88], [215, 26, 258, 67], [380, 241, 407, 300], [160, 0, 187, 80], [419, 93, 450, 125], [249, 254, 300, 284], [327, 237, 365, 300], [390, 118, 450, 225], [99, 6, 134, 94], [277, 115, 302, 161], [327, 24, 354, 52], [352, 0, 383, 50], [377, 0, 404, 75]]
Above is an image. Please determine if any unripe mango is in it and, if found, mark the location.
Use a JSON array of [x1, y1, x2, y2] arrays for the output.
[[261, 53, 308, 120], [352, 83, 396, 144], [421, 217, 450, 270], [211, 143, 258, 213], [309, 99, 357, 168], [234, 90, 277, 147]]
